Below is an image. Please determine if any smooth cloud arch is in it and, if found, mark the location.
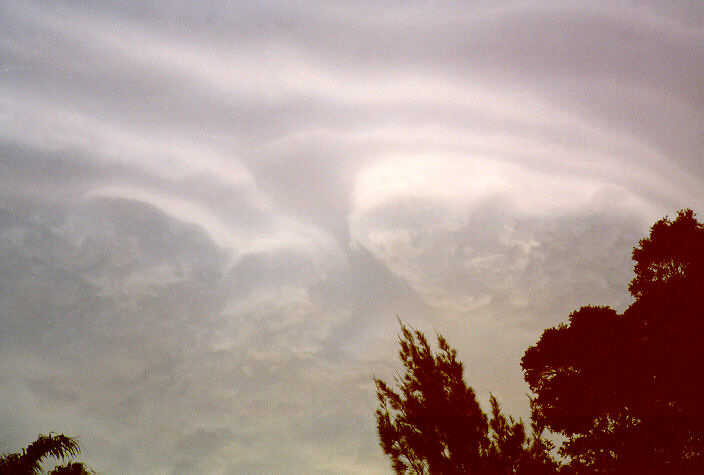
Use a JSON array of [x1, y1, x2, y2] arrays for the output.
[[350, 154, 653, 220], [86, 182, 344, 276]]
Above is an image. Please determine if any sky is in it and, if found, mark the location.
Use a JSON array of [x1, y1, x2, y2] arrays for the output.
[[1, 1, 703, 472]]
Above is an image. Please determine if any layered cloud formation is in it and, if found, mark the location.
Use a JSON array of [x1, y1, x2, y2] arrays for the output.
[[1, 1, 703, 472]]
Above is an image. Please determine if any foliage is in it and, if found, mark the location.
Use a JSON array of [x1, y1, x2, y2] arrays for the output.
[[0, 433, 94, 475], [375, 321, 556, 474], [629, 208, 704, 298], [487, 395, 557, 473], [48, 462, 95, 475], [522, 209, 704, 472], [49, 462, 95, 475]]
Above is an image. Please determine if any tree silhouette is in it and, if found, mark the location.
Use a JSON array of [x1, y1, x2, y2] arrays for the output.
[[629, 209, 704, 298], [375, 321, 556, 474], [48, 462, 94, 475], [0, 433, 94, 475], [522, 209, 704, 472]]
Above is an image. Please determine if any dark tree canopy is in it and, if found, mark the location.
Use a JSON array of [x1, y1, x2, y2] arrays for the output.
[[48, 462, 95, 475], [522, 209, 704, 472], [375, 322, 555, 474], [0, 433, 94, 475], [629, 209, 704, 298]]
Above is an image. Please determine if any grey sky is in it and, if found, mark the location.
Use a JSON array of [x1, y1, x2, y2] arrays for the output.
[[1, 1, 703, 472]]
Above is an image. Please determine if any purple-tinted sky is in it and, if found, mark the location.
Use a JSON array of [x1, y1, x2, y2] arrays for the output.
[[1, 1, 703, 472]]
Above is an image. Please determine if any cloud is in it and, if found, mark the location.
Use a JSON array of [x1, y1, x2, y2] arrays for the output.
[[1, 0, 703, 472], [350, 154, 656, 315], [0, 195, 358, 473]]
